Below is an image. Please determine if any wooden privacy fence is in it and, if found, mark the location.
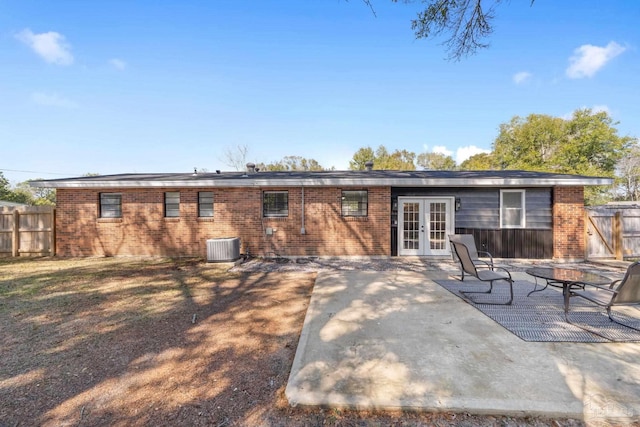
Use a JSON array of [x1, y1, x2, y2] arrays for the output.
[[0, 206, 55, 257], [586, 205, 640, 261]]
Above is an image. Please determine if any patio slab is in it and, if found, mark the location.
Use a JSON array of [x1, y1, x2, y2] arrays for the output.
[[285, 270, 640, 424]]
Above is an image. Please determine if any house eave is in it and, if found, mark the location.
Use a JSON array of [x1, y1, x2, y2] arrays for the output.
[[30, 176, 613, 189]]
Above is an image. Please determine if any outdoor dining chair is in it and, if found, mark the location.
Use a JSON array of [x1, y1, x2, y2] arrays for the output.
[[449, 237, 514, 305], [566, 261, 640, 332], [449, 234, 494, 280]]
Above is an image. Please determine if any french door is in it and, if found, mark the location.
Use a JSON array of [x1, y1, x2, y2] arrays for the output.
[[398, 197, 454, 256]]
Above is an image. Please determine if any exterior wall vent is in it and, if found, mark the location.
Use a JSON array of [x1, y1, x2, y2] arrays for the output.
[[206, 237, 240, 262]]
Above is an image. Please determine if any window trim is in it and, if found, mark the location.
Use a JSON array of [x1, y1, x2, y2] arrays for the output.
[[99, 193, 122, 219], [263, 191, 289, 217], [341, 190, 368, 217], [164, 191, 180, 218], [500, 189, 526, 229], [198, 191, 214, 218]]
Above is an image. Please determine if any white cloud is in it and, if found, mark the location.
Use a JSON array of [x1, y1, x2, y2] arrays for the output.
[[432, 145, 453, 156], [513, 71, 532, 84], [456, 145, 491, 164], [566, 41, 625, 79], [31, 92, 78, 108], [109, 58, 127, 70], [16, 28, 74, 66]]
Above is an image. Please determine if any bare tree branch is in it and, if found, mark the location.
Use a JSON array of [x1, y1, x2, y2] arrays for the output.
[[362, 0, 377, 17], [222, 144, 249, 171], [407, 0, 503, 60]]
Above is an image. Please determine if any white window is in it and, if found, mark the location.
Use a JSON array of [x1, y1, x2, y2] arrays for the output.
[[99, 193, 122, 218], [341, 190, 368, 217], [500, 190, 525, 228], [164, 192, 180, 218], [263, 191, 288, 217], [198, 192, 214, 217]]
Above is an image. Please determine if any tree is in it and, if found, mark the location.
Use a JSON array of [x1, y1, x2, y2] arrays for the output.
[[222, 144, 249, 171], [349, 145, 416, 170], [459, 152, 495, 170], [416, 152, 457, 170], [616, 143, 640, 201], [0, 173, 56, 205], [0, 173, 30, 204], [256, 156, 326, 171], [492, 109, 634, 204], [494, 109, 632, 176], [374, 146, 416, 170], [560, 109, 632, 177], [390, 0, 531, 60], [349, 146, 376, 170], [1, 174, 17, 202], [492, 114, 565, 171], [15, 180, 56, 206]]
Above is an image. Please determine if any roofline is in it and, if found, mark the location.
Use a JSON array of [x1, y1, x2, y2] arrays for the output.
[[31, 176, 614, 189]]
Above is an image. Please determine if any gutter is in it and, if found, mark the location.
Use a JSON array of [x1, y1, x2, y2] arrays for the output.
[[30, 176, 614, 189]]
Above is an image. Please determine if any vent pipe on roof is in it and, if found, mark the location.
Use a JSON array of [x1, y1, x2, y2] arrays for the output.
[[365, 160, 374, 171], [246, 163, 256, 174]]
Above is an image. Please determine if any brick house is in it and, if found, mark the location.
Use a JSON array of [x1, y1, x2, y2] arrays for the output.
[[32, 168, 612, 260]]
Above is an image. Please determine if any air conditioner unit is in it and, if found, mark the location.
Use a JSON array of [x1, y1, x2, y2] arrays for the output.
[[206, 237, 240, 262]]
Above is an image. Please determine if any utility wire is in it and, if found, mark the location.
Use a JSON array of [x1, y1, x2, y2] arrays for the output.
[[0, 168, 80, 177]]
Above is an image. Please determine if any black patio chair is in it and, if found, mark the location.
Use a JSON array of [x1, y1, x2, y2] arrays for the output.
[[449, 237, 514, 305], [448, 234, 494, 281], [566, 261, 640, 332]]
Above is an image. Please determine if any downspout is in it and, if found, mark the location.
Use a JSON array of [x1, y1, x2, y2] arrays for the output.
[[300, 185, 306, 235]]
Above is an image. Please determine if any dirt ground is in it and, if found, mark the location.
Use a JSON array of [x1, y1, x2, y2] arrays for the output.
[[0, 257, 588, 426]]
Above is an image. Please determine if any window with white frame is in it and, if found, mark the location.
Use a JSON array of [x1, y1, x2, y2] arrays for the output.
[[263, 191, 288, 217], [341, 190, 368, 217], [164, 192, 180, 217], [198, 192, 214, 217], [99, 193, 122, 218], [500, 190, 525, 228]]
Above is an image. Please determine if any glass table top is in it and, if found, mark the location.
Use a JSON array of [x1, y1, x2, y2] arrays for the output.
[[526, 267, 611, 286]]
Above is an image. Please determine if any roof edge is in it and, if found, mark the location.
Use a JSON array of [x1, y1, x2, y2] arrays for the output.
[[31, 176, 614, 189]]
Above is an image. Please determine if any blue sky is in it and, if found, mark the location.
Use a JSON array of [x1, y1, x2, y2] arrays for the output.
[[1, 1, 638, 184]]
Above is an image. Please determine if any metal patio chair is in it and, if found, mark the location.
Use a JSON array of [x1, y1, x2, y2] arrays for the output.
[[566, 261, 640, 332], [449, 234, 494, 280], [449, 237, 514, 305]]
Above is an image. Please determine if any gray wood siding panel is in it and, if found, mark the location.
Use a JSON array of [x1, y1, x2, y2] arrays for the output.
[[525, 188, 552, 229], [455, 189, 499, 229]]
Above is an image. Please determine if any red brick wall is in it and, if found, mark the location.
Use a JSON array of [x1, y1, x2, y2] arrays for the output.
[[552, 186, 585, 260], [55, 187, 391, 257]]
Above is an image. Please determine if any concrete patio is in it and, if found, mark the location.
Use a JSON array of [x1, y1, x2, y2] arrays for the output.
[[285, 268, 640, 425]]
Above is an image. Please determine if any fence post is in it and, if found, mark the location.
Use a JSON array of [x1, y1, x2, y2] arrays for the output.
[[51, 208, 56, 256], [12, 210, 19, 257], [583, 210, 588, 260], [613, 211, 623, 261]]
